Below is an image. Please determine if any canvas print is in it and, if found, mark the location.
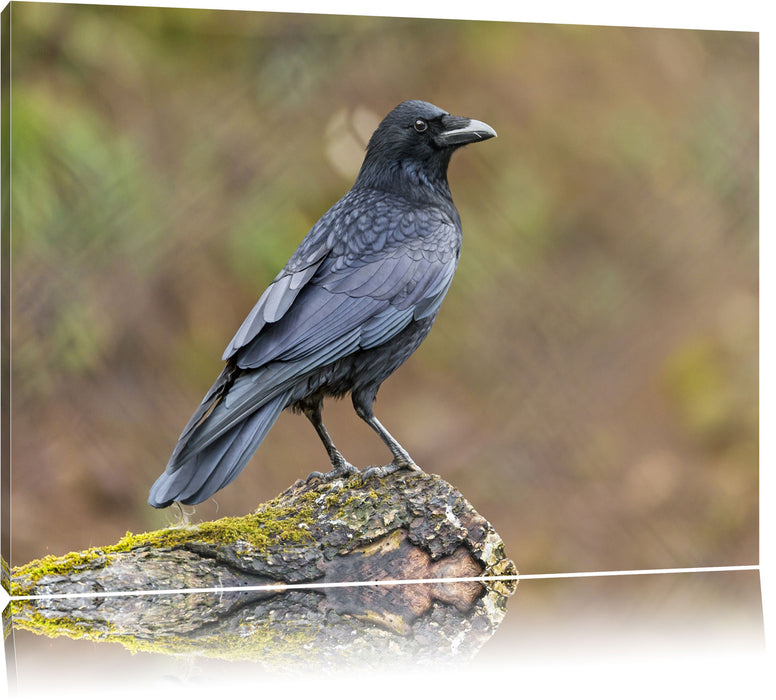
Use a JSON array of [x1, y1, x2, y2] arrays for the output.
[[1, 2, 761, 694]]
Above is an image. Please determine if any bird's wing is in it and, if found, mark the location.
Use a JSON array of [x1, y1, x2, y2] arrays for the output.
[[232, 239, 459, 371], [220, 187, 391, 361]]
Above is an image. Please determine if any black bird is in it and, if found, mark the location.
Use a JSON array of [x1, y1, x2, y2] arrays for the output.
[[149, 100, 496, 508]]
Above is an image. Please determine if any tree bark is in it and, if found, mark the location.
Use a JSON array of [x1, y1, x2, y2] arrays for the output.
[[10, 471, 517, 669]]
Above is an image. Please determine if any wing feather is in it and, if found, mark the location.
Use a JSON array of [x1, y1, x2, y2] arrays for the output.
[[222, 240, 329, 360], [225, 194, 460, 374]]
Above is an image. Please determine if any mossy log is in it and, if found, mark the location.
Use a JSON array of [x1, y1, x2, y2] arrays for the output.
[[10, 471, 517, 669]]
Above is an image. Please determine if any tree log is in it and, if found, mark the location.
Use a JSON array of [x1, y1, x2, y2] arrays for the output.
[[10, 471, 517, 669]]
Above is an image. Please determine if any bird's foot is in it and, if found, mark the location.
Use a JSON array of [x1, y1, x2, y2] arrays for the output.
[[362, 459, 423, 479], [305, 460, 360, 483]]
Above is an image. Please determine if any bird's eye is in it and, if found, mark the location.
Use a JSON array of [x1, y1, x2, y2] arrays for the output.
[[413, 118, 428, 133]]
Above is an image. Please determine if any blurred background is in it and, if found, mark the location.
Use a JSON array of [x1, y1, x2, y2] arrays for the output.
[[9, 4, 757, 588]]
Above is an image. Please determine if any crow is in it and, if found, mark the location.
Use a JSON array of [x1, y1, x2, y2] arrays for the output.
[[148, 100, 496, 508]]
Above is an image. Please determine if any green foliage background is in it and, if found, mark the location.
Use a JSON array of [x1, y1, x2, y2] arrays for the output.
[[10, 3, 757, 591]]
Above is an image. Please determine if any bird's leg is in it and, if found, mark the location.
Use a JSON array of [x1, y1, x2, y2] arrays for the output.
[[301, 399, 359, 482], [352, 394, 424, 479]]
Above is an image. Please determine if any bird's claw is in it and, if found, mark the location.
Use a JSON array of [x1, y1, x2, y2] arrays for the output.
[[362, 460, 423, 479], [305, 461, 360, 483]]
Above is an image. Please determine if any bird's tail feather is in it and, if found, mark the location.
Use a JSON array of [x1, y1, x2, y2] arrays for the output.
[[148, 388, 291, 508]]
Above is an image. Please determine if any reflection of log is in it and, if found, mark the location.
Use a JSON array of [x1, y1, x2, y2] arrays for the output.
[[11, 472, 517, 668]]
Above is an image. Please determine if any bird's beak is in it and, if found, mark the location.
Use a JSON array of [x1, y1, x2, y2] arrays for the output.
[[438, 115, 498, 147]]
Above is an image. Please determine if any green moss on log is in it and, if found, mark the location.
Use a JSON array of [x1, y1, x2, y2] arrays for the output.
[[10, 487, 322, 596]]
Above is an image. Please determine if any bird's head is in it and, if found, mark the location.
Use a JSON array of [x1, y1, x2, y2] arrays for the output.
[[355, 100, 497, 197]]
